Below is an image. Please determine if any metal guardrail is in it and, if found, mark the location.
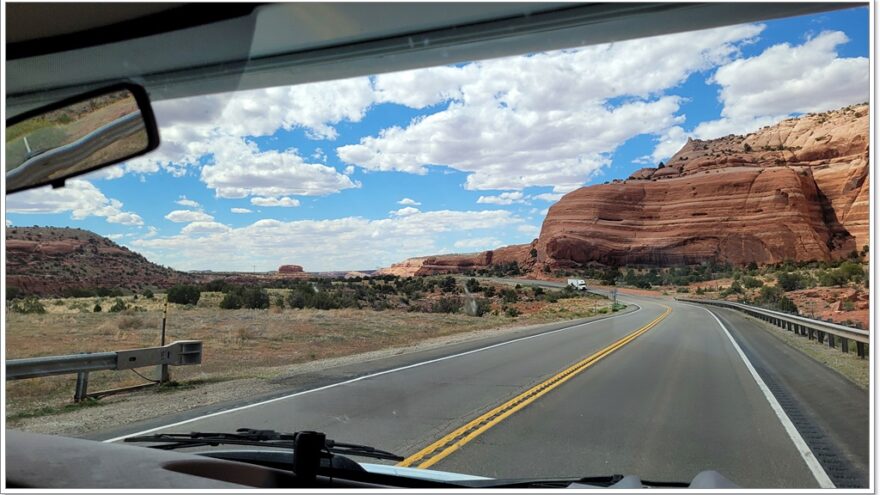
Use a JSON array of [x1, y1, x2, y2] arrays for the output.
[[6, 340, 202, 402], [679, 298, 869, 358]]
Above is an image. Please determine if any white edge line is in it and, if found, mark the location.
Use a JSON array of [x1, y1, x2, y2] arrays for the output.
[[102, 303, 643, 443], [702, 306, 835, 489]]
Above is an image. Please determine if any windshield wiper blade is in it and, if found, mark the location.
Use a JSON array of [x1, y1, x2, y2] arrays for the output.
[[123, 429, 404, 461]]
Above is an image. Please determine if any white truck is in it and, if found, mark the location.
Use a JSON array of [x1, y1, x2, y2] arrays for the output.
[[567, 279, 587, 291]]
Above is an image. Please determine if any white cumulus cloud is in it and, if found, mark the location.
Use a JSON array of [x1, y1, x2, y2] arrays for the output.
[[397, 198, 421, 206], [165, 210, 214, 223], [231, 207, 253, 214], [250, 197, 301, 208], [133, 209, 523, 271], [6, 180, 143, 225], [477, 191, 527, 205], [694, 30, 869, 139], [337, 23, 763, 191], [200, 138, 358, 199], [175, 196, 201, 208]]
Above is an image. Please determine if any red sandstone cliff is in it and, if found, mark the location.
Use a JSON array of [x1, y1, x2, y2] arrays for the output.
[[382, 103, 868, 275]]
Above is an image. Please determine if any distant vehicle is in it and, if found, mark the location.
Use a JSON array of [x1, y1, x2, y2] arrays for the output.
[[567, 279, 587, 291]]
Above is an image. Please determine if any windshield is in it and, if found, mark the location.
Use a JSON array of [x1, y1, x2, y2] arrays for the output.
[[4, 5, 870, 489]]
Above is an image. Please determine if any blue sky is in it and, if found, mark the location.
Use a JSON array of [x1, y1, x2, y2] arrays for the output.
[[6, 7, 869, 272]]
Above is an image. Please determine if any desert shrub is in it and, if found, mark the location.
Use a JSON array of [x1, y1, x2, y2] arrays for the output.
[[204, 279, 231, 292], [742, 276, 763, 289], [440, 276, 458, 293], [108, 298, 128, 313], [6, 287, 23, 300], [432, 296, 460, 314], [483, 286, 496, 298], [465, 278, 481, 293], [474, 298, 492, 317], [532, 287, 544, 297], [219, 287, 270, 310], [95, 287, 124, 297], [676, 287, 689, 293], [117, 315, 144, 330], [142, 289, 154, 299], [505, 306, 521, 317], [93, 303, 102, 312], [499, 288, 518, 304], [167, 285, 201, 305], [273, 294, 285, 309], [63, 287, 96, 298], [776, 272, 806, 292], [219, 292, 243, 309], [777, 296, 799, 313], [841, 300, 856, 311], [9, 297, 46, 314]]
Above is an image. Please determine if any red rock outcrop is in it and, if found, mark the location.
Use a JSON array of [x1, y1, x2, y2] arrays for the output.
[[380, 103, 868, 274], [534, 103, 867, 268], [6, 227, 197, 296], [537, 166, 854, 267], [278, 264, 304, 274], [378, 243, 534, 277]]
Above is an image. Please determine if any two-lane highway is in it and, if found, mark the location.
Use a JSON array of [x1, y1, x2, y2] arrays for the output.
[[99, 290, 867, 488]]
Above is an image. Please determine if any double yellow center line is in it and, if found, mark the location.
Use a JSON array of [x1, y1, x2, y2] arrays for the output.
[[397, 305, 671, 469]]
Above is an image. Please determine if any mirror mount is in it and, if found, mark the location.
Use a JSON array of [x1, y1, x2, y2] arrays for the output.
[[5, 82, 160, 194]]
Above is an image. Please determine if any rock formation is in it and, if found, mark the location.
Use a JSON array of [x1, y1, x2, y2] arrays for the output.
[[381, 103, 868, 274], [6, 227, 197, 296], [278, 264, 304, 274]]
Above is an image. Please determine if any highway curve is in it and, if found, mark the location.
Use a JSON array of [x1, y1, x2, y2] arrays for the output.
[[98, 290, 867, 488]]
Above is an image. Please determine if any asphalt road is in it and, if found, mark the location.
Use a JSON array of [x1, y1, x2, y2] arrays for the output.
[[99, 291, 867, 488]]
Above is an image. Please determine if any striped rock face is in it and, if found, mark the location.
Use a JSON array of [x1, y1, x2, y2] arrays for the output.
[[534, 103, 868, 268]]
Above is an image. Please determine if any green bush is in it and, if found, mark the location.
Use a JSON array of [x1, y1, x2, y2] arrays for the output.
[[9, 297, 46, 314], [220, 287, 270, 309], [167, 285, 201, 305], [93, 303, 102, 312], [505, 306, 521, 317], [499, 288, 518, 304], [742, 276, 763, 289], [465, 278, 481, 293], [6, 287, 24, 300], [776, 272, 805, 292], [432, 297, 460, 314], [219, 292, 243, 309], [142, 289, 154, 299], [108, 298, 128, 313]]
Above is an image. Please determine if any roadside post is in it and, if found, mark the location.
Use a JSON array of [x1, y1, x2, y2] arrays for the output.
[[158, 299, 169, 383]]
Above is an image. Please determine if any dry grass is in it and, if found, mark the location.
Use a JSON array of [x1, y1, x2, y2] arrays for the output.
[[6, 294, 609, 418]]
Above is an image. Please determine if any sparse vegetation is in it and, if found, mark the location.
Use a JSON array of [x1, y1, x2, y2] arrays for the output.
[[9, 297, 46, 314], [166, 285, 201, 306]]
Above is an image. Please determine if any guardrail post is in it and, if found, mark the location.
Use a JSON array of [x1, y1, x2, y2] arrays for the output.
[[857, 342, 866, 359], [841, 338, 849, 353], [828, 334, 835, 349], [74, 371, 89, 403]]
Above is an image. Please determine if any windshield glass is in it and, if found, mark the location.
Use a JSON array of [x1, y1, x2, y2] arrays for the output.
[[4, 5, 870, 489]]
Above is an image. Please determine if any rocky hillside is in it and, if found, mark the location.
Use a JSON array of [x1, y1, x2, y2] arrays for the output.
[[6, 227, 197, 296], [383, 103, 869, 275]]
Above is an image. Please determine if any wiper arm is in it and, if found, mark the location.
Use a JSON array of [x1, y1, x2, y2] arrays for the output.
[[123, 428, 404, 461]]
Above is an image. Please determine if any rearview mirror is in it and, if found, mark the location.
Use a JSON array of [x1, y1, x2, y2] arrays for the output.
[[5, 83, 159, 194]]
